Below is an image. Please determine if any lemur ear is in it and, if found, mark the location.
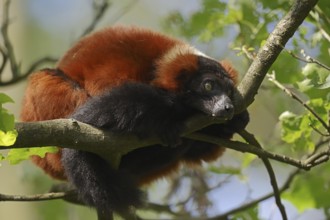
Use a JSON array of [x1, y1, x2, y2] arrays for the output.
[[220, 60, 239, 84]]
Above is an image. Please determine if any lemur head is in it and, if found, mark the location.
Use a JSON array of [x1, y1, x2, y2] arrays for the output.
[[152, 44, 237, 120]]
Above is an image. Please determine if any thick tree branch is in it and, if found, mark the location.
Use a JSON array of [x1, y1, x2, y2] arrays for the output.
[[2, 119, 330, 171], [4, 116, 221, 154], [2, 116, 222, 168], [235, 0, 319, 112]]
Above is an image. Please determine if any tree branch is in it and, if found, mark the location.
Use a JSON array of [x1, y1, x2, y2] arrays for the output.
[[0, 45, 8, 76], [0, 191, 74, 202], [284, 49, 330, 71], [2, 118, 329, 171], [235, 0, 319, 112], [187, 132, 330, 170], [1, 0, 20, 78], [3, 116, 221, 155], [238, 130, 287, 220]]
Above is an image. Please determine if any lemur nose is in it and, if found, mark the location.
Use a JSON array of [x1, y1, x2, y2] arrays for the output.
[[212, 100, 234, 119]]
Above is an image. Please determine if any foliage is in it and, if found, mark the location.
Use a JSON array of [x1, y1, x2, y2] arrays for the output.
[[283, 164, 330, 213], [280, 97, 330, 152], [6, 147, 58, 165], [0, 93, 57, 165], [0, 93, 17, 147]]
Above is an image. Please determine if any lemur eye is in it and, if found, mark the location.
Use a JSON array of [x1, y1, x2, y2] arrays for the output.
[[203, 81, 213, 92]]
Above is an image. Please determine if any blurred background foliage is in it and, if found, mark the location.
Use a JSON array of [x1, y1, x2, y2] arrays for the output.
[[0, 0, 329, 219]]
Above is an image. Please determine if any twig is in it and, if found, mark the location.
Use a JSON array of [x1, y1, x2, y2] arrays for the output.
[[241, 45, 256, 61], [0, 56, 58, 86], [284, 48, 330, 71], [1, 0, 20, 78], [268, 73, 330, 134], [238, 130, 287, 220], [0, 0, 57, 86], [0, 45, 8, 77], [300, 50, 330, 71], [304, 148, 330, 166], [24, 57, 58, 76], [0, 191, 74, 202], [80, 0, 110, 37], [80, 0, 139, 37], [310, 123, 330, 136]]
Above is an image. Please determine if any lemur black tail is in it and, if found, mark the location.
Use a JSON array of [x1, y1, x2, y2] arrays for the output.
[[61, 148, 145, 216]]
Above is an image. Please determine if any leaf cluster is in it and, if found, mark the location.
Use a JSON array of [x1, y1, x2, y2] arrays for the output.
[[0, 93, 57, 165]]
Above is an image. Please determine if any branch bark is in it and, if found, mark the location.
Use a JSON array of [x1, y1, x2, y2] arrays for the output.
[[2, 119, 330, 171], [4, 116, 222, 158]]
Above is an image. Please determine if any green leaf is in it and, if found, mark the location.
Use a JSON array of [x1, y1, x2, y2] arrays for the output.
[[296, 78, 314, 92], [297, 63, 330, 91], [0, 93, 14, 104], [0, 130, 17, 146], [279, 112, 303, 143], [308, 98, 330, 123], [284, 165, 330, 212], [0, 110, 15, 131], [7, 147, 58, 165], [318, 74, 330, 89], [279, 111, 314, 151], [283, 178, 316, 212], [0, 93, 15, 132]]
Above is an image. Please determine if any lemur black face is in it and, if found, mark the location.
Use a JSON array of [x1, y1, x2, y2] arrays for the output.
[[182, 56, 235, 119]]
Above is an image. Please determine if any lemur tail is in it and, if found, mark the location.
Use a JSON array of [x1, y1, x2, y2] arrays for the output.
[[61, 148, 145, 216]]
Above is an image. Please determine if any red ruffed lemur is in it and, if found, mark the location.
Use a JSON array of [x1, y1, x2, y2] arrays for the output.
[[21, 26, 249, 217]]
